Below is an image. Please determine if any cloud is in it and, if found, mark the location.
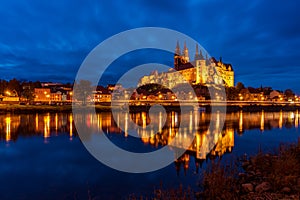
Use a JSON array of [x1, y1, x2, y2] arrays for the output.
[[0, 0, 300, 92]]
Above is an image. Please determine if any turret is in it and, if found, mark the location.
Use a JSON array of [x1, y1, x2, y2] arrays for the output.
[[199, 50, 204, 60], [205, 54, 210, 65], [182, 41, 189, 62], [194, 44, 199, 60], [174, 41, 182, 70], [175, 40, 181, 55], [195, 43, 205, 61]]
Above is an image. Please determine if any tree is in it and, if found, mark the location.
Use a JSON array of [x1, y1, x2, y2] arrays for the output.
[[136, 83, 170, 95], [226, 87, 239, 100], [0, 79, 8, 94], [236, 82, 245, 92], [21, 88, 34, 102], [284, 89, 294, 98], [73, 80, 93, 105], [8, 78, 21, 96]]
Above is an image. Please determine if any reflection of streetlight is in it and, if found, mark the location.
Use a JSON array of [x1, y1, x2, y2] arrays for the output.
[[46, 94, 50, 98], [69, 92, 73, 102]]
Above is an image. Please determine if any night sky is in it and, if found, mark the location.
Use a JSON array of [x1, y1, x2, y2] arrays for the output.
[[1, 0, 300, 92]]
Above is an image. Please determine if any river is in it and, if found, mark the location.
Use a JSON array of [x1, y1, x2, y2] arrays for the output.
[[0, 110, 300, 199]]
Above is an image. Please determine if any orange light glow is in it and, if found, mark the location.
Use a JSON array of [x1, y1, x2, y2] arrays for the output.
[[5, 116, 11, 142]]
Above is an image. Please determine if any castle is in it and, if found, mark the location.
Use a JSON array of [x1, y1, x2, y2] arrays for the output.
[[139, 42, 234, 88]]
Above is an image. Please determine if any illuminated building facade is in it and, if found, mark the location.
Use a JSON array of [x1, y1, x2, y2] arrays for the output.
[[34, 88, 51, 101], [139, 42, 234, 88], [34, 88, 67, 102]]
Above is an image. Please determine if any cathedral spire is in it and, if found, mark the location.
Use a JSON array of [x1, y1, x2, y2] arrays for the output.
[[183, 41, 189, 60], [205, 53, 210, 65], [194, 44, 200, 60], [199, 50, 204, 60], [175, 40, 181, 55], [184, 41, 187, 50]]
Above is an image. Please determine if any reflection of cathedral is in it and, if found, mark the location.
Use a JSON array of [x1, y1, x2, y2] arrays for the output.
[[139, 42, 234, 88]]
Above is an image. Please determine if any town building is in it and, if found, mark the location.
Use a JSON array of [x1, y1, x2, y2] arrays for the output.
[[239, 88, 265, 101], [34, 84, 73, 103], [34, 88, 51, 102], [139, 42, 234, 88], [92, 86, 112, 103]]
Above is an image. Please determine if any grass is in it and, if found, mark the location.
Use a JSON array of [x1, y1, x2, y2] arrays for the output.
[[252, 143, 300, 192], [127, 184, 194, 200], [201, 159, 240, 200]]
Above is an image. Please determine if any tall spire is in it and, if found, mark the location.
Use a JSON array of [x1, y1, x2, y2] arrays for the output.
[[194, 44, 200, 60], [175, 40, 181, 55], [199, 49, 204, 60], [183, 41, 189, 59], [205, 53, 210, 65]]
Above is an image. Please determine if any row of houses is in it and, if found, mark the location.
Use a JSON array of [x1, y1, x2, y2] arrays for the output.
[[34, 84, 117, 104], [0, 83, 297, 104], [238, 88, 297, 102], [0, 83, 116, 104]]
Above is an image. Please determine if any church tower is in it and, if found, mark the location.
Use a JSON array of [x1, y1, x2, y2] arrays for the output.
[[183, 41, 189, 63], [194, 44, 199, 61], [174, 41, 182, 70], [195, 44, 205, 84]]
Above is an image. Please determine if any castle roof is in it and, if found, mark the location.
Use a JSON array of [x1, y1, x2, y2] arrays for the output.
[[175, 62, 195, 71], [210, 57, 233, 71]]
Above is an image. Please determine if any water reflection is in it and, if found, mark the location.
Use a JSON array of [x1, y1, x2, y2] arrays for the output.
[[0, 113, 74, 142], [5, 116, 11, 142], [1, 110, 299, 169]]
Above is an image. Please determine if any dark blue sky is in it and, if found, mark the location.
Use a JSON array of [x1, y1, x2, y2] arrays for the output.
[[1, 0, 300, 92]]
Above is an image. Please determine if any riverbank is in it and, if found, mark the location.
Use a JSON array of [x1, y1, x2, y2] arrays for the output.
[[128, 140, 300, 200], [0, 103, 300, 114], [0, 104, 112, 114], [200, 140, 300, 200]]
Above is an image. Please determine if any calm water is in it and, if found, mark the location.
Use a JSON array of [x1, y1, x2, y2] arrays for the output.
[[1, 110, 300, 199]]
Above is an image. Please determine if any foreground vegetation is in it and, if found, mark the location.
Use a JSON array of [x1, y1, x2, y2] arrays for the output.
[[128, 140, 300, 200]]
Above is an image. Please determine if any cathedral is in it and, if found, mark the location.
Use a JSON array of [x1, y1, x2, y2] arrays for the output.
[[139, 42, 234, 88]]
